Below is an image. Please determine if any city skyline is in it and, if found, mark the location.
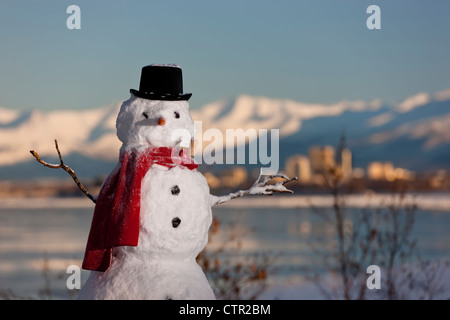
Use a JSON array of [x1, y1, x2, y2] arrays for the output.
[[284, 144, 415, 185]]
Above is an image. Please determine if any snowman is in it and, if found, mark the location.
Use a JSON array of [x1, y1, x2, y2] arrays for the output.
[[77, 64, 294, 300]]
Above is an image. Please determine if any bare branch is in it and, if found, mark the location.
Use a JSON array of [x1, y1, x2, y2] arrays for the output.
[[55, 140, 64, 165], [282, 176, 298, 186], [212, 171, 297, 206], [30, 139, 96, 203]]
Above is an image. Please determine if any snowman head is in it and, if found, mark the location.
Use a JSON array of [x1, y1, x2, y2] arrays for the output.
[[116, 64, 194, 149], [116, 94, 194, 149]]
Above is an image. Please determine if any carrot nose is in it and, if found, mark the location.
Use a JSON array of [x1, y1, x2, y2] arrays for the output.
[[158, 117, 166, 126]]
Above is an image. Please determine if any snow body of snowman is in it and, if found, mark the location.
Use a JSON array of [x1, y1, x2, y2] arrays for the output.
[[78, 64, 293, 300]]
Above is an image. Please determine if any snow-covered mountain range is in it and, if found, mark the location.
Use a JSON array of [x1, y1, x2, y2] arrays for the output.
[[1, 89, 450, 180]]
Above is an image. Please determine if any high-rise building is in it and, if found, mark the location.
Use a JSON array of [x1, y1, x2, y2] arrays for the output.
[[309, 146, 336, 174], [341, 148, 352, 181], [285, 155, 312, 183]]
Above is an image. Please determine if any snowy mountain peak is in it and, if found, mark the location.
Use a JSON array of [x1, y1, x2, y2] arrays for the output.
[[0, 89, 450, 177], [0, 107, 21, 125], [190, 94, 383, 138]]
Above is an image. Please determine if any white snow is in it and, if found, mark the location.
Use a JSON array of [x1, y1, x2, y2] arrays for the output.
[[138, 166, 212, 259], [79, 94, 215, 300], [79, 165, 215, 299], [116, 94, 193, 151], [149, 63, 181, 69], [190, 95, 382, 148], [368, 112, 395, 127], [434, 88, 450, 101], [368, 113, 450, 148], [396, 92, 430, 113], [0, 104, 121, 166], [1, 88, 450, 166], [80, 254, 214, 300], [0, 106, 20, 124]]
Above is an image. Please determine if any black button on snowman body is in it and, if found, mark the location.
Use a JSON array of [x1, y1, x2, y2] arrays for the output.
[[171, 185, 180, 195], [171, 185, 181, 228]]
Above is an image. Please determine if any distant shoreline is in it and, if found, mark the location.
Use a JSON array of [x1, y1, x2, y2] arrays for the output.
[[1, 193, 450, 211]]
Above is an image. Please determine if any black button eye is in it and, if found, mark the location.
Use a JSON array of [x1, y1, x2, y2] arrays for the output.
[[143, 112, 149, 119], [171, 185, 180, 195], [174, 111, 180, 119], [172, 217, 181, 228]]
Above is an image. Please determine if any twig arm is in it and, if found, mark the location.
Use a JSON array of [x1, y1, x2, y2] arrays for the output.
[[211, 169, 297, 206], [30, 140, 96, 203]]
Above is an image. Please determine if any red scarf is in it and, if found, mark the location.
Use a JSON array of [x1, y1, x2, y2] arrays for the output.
[[82, 147, 198, 271]]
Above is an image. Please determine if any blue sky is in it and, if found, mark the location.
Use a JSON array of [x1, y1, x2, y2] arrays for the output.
[[0, 0, 449, 111]]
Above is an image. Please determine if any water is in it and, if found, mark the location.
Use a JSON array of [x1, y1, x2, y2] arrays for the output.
[[0, 200, 449, 299]]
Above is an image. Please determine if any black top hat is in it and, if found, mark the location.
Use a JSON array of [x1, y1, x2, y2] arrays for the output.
[[130, 64, 192, 101]]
